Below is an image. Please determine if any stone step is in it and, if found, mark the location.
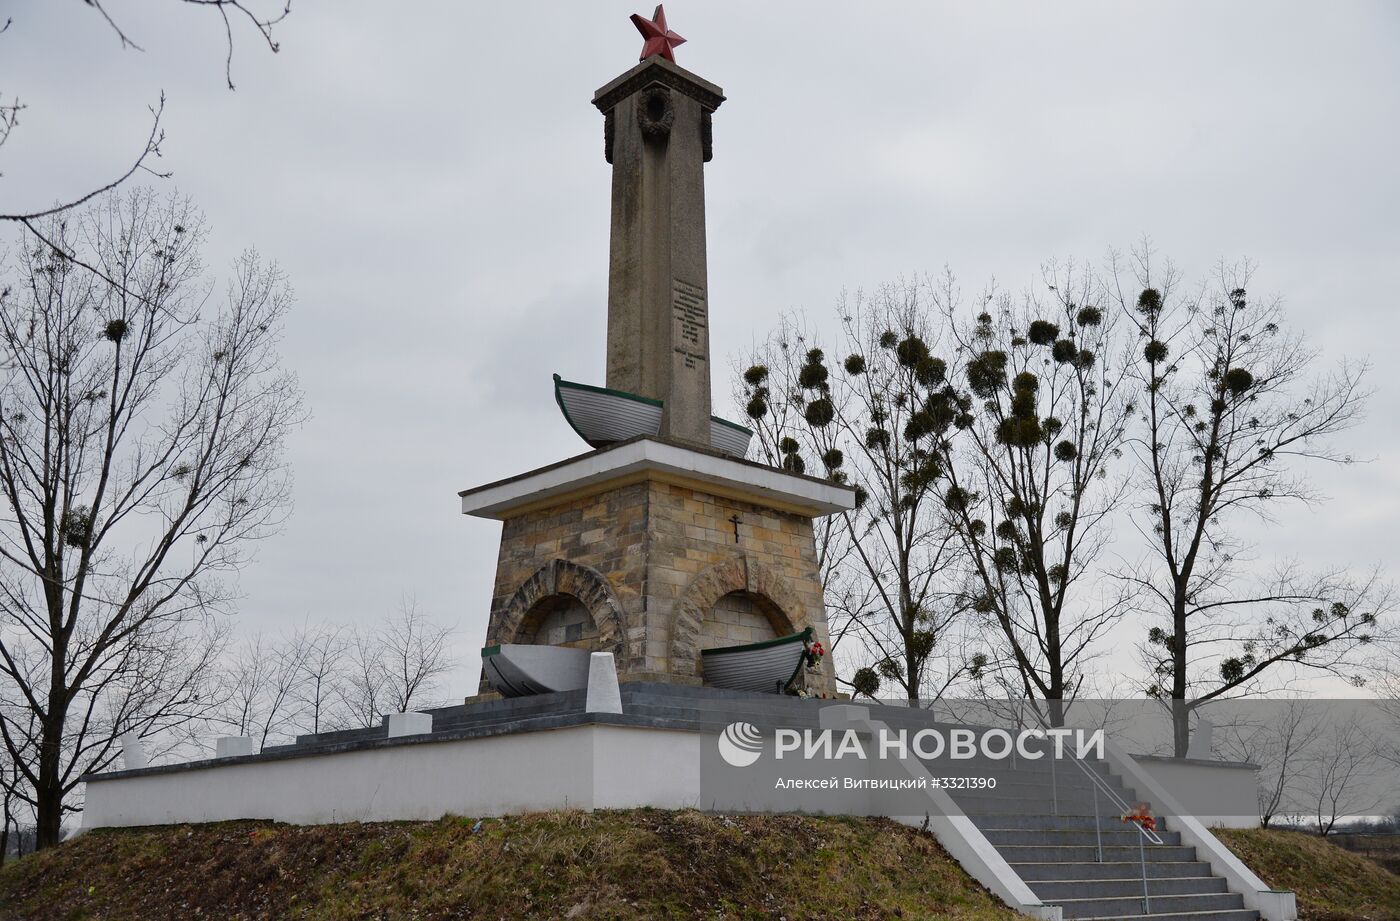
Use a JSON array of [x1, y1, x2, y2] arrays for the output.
[[1031, 876, 1229, 900], [973, 814, 1171, 832], [1012, 861, 1215, 882], [622, 702, 822, 728], [280, 726, 386, 752], [1054, 892, 1246, 919], [983, 828, 1182, 847], [618, 681, 795, 703], [429, 709, 584, 733], [938, 767, 1123, 793], [923, 755, 1114, 774], [620, 685, 818, 711], [261, 700, 574, 753], [994, 844, 1197, 863], [1069, 911, 1257, 921], [428, 694, 585, 723], [430, 688, 587, 720], [945, 773, 1134, 800], [955, 794, 1146, 815], [951, 774, 1135, 795]]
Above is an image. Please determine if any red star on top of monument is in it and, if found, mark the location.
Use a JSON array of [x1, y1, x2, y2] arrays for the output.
[[631, 5, 686, 64]]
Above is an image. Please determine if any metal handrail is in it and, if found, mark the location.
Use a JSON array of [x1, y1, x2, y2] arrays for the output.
[[1023, 707, 1165, 846], [1063, 748, 1165, 845], [1025, 709, 1163, 914]]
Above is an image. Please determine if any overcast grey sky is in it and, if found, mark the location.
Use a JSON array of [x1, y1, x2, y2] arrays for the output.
[[3, 1, 1397, 695]]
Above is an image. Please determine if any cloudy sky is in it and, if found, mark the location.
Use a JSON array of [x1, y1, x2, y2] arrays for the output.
[[3, 1, 1397, 695]]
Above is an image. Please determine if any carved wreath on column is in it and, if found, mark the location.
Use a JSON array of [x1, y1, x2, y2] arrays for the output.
[[637, 85, 674, 140]]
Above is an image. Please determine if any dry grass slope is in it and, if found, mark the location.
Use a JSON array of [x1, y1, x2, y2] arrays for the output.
[[0, 810, 1021, 921], [1218, 827, 1400, 921]]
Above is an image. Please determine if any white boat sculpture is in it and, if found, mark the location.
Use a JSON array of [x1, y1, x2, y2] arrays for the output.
[[700, 627, 813, 694], [554, 374, 753, 458], [481, 643, 592, 697]]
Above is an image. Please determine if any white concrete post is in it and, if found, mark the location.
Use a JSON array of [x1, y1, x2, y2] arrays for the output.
[[215, 736, 254, 759], [387, 712, 433, 738], [120, 732, 148, 770], [586, 651, 623, 714], [1187, 718, 1216, 760]]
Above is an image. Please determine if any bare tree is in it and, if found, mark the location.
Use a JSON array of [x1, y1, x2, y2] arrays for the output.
[[737, 289, 986, 703], [341, 629, 388, 731], [930, 265, 1135, 725], [1304, 714, 1382, 836], [340, 599, 454, 728], [379, 598, 453, 714], [0, 2, 290, 285], [214, 631, 310, 749], [0, 720, 30, 864], [1214, 699, 1323, 828], [291, 622, 348, 735], [0, 188, 303, 849], [1113, 248, 1388, 755]]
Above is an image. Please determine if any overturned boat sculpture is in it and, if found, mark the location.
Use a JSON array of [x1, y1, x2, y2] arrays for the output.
[[481, 643, 592, 697], [554, 374, 753, 457], [701, 627, 813, 694]]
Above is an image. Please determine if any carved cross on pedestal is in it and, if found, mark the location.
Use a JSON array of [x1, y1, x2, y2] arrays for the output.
[[728, 514, 741, 544]]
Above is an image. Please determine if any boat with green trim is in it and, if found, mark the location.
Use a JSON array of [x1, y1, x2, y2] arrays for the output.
[[481, 643, 592, 697], [553, 374, 753, 457], [700, 627, 813, 694]]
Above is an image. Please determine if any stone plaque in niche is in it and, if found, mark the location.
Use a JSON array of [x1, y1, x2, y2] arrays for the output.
[[671, 279, 708, 369]]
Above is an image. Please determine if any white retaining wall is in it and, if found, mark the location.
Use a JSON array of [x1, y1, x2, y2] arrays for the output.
[[85, 722, 1261, 833], [83, 724, 702, 829], [1131, 755, 1261, 829]]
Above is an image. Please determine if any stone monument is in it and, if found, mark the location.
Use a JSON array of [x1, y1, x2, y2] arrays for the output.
[[596, 17, 720, 446], [462, 7, 853, 693]]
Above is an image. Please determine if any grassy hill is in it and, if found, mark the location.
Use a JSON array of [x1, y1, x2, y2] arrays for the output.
[[1217, 827, 1400, 921], [0, 810, 1020, 921], [5, 812, 1398, 920]]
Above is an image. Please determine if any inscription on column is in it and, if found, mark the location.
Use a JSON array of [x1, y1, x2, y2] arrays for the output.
[[671, 279, 708, 369]]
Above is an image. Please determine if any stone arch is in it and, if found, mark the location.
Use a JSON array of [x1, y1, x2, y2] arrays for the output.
[[497, 559, 624, 654], [670, 555, 808, 679]]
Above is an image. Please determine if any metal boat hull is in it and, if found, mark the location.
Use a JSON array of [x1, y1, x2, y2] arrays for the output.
[[482, 644, 592, 698], [700, 627, 812, 694], [554, 374, 753, 458]]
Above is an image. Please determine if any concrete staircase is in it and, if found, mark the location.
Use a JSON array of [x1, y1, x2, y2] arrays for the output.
[[944, 757, 1259, 921]]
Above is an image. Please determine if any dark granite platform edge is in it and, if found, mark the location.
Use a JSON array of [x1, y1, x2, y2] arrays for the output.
[[1130, 753, 1260, 770]]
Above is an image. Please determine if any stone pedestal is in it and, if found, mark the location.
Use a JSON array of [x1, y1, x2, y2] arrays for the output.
[[462, 438, 853, 694]]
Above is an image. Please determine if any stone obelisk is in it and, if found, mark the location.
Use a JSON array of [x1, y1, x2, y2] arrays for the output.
[[592, 33, 725, 447], [463, 8, 850, 697]]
